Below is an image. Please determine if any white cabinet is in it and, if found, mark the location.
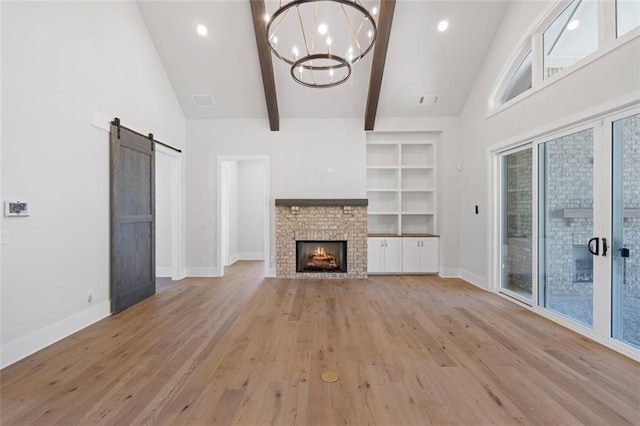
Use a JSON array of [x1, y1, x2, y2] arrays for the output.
[[367, 237, 402, 273], [402, 237, 439, 273]]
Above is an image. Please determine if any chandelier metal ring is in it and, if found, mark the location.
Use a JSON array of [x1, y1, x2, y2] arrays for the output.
[[265, 0, 378, 87], [291, 53, 352, 88]]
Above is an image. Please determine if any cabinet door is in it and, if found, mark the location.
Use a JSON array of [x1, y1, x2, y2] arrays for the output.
[[384, 238, 403, 273], [367, 238, 384, 273], [420, 238, 439, 273], [402, 238, 422, 273]]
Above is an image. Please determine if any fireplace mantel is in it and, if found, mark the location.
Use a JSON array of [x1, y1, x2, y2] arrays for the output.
[[275, 199, 368, 207]]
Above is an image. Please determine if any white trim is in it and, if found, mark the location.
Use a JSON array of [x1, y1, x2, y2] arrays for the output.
[[227, 253, 240, 266], [438, 267, 460, 278], [155, 145, 184, 281], [185, 267, 220, 277], [459, 269, 487, 289], [238, 252, 265, 261], [1, 301, 111, 369]]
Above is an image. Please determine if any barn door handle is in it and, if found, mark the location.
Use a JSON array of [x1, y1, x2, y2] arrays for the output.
[[588, 237, 599, 256]]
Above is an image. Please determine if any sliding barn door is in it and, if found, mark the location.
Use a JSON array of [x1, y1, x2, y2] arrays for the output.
[[110, 123, 155, 313]]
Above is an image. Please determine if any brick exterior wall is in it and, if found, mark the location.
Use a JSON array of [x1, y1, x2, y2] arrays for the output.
[[275, 205, 368, 279], [503, 148, 533, 295], [544, 128, 594, 298]]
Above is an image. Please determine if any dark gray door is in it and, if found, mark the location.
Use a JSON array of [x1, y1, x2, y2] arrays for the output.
[[110, 123, 155, 313]]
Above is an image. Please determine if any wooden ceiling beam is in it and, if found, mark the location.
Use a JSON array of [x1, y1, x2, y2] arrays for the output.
[[364, 0, 396, 131], [250, 0, 280, 131]]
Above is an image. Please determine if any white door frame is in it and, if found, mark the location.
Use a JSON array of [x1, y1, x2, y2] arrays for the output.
[[156, 145, 184, 281], [217, 155, 271, 278]]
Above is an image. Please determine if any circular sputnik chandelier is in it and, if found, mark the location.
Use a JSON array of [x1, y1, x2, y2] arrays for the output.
[[265, 0, 379, 88]]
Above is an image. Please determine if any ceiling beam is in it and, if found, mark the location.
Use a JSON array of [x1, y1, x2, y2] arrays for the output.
[[364, 0, 396, 131], [250, 0, 279, 131]]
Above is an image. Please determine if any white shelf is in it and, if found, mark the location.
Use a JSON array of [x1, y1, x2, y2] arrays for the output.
[[366, 132, 438, 235]]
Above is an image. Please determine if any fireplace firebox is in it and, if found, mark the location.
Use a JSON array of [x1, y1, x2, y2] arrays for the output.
[[296, 241, 347, 273]]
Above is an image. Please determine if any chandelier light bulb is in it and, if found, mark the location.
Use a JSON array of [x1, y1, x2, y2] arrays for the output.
[[264, 13, 270, 22], [567, 19, 580, 30], [292, 46, 299, 58], [273, 36, 278, 45], [368, 30, 373, 39], [318, 23, 328, 35], [329, 69, 334, 76], [326, 37, 332, 46], [372, 7, 378, 15]]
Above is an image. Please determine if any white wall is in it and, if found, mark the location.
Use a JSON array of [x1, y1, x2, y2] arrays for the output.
[[186, 117, 462, 275], [1, 1, 185, 367], [237, 160, 266, 259], [186, 118, 367, 274], [457, 0, 640, 287]]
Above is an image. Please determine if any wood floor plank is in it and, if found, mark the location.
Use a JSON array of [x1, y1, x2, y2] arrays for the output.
[[1, 261, 638, 425]]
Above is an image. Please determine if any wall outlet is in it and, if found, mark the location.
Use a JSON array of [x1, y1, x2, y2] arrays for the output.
[[88, 289, 94, 304]]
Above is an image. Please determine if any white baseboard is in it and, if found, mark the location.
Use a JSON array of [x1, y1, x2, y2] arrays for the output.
[[226, 254, 240, 265], [238, 252, 264, 261], [459, 269, 488, 290], [185, 267, 220, 277], [265, 267, 276, 278], [438, 267, 460, 278], [1, 301, 111, 369], [156, 267, 172, 277]]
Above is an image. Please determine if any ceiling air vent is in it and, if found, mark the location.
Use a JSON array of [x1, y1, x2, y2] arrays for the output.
[[192, 94, 215, 108], [418, 95, 439, 105]]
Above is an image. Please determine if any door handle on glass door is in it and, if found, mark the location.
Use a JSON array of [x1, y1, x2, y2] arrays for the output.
[[588, 237, 600, 256], [602, 238, 608, 256]]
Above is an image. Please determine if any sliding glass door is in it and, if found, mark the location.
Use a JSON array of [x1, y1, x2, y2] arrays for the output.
[[612, 113, 640, 348], [494, 108, 640, 355], [538, 128, 595, 327], [500, 147, 533, 302]]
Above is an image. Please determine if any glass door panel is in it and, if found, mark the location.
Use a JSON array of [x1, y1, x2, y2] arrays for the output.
[[612, 113, 640, 348], [539, 129, 594, 327], [500, 147, 533, 301]]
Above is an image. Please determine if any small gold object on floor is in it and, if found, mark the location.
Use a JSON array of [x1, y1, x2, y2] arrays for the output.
[[321, 371, 339, 383]]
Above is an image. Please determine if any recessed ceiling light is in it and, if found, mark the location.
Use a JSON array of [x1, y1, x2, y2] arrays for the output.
[[567, 19, 580, 30], [196, 24, 208, 36], [438, 20, 449, 32]]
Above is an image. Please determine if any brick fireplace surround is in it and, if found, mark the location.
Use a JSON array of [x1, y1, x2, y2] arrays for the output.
[[275, 199, 368, 279]]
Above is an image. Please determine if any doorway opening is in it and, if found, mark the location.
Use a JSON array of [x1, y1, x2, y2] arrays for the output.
[[217, 156, 270, 278]]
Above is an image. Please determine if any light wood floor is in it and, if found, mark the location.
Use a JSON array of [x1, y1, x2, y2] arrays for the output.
[[1, 261, 639, 425]]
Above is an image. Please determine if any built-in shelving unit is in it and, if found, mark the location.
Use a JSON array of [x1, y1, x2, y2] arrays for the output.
[[366, 132, 437, 235]]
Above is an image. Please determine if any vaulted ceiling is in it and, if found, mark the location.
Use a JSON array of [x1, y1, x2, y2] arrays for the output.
[[137, 0, 510, 129]]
